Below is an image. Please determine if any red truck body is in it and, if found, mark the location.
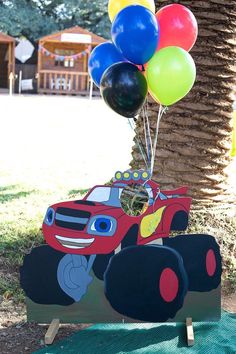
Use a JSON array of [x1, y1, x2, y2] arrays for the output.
[[43, 174, 191, 255]]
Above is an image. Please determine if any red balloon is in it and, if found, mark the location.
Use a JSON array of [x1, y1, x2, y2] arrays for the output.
[[156, 4, 198, 52], [136, 64, 147, 72]]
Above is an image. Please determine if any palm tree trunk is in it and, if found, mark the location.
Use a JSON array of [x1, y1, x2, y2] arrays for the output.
[[131, 0, 236, 203]]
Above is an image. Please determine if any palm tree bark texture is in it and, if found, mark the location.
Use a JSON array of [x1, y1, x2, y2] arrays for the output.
[[131, 0, 236, 203]]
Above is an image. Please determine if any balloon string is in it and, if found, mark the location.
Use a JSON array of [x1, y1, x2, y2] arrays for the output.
[[134, 132, 149, 170], [128, 118, 149, 170], [144, 101, 153, 171], [150, 105, 168, 176], [143, 108, 150, 163], [134, 117, 150, 168], [134, 135, 149, 170], [142, 104, 152, 172], [130, 118, 149, 164]]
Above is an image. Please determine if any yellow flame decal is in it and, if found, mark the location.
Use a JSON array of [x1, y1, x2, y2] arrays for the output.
[[140, 206, 166, 238]]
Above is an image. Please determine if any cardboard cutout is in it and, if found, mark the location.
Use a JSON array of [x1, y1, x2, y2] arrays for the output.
[[20, 170, 222, 323]]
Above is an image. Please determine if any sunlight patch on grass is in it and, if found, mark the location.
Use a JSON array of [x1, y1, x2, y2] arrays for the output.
[[0, 182, 88, 267]]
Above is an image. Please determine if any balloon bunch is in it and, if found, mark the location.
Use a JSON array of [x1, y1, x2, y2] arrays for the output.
[[88, 2, 198, 174]]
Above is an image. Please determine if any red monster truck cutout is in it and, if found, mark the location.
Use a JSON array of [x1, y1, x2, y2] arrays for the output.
[[20, 170, 222, 323], [43, 170, 191, 254]]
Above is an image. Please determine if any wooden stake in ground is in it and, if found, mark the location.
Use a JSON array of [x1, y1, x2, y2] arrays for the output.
[[45, 319, 60, 345], [186, 317, 195, 346]]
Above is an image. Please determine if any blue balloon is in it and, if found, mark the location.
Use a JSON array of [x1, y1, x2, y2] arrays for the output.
[[111, 5, 159, 65], [88, 42, 126, 87]]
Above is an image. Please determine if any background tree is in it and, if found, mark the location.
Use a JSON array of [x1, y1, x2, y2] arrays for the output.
[[0, 0, 59, 41], [62, 0, 110, 39], [131, 0, 236, 203], [0, 0, 110, 41]]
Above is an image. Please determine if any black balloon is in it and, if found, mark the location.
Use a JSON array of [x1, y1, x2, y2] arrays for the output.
[[100, 62, 148, 118]]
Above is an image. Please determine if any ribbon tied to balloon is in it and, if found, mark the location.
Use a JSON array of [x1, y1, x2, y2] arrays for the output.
[[88, 1, 198, 174]]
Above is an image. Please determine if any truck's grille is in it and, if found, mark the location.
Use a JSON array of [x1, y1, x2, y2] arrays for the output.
[[55, 207, 91, 231]]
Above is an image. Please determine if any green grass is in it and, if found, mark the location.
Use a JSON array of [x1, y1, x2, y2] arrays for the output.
[[68, 188, 90, 197], [0, 277, 25, 303]]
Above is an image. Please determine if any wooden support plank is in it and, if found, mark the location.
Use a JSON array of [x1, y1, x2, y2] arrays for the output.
[[53, 73, 56, 91], [37, 41, 42, 92], [72, 74, 75, 92], [67, 73, 70, 93], [87, 74, 90, 91], [80, 74, 83, 92], [82, 53, 87, 91], [65, 72, 69, 92], [8, 43, 11, 90], [186, 318, 194, 346], [59, 73, 63, 94], [12, 42, 15, 91], [38, 73, 41, 92], [75, 74, 79, 92], [85, 51, 90, 91], [8, 42, 15, 91], [43, 73, 47, 89], [49, 73, 52, 90], [45, 319, 60, 345], [9, 72, 14, 96]]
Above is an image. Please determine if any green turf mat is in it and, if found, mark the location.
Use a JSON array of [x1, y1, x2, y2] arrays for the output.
[[34, 311, 236, 354]]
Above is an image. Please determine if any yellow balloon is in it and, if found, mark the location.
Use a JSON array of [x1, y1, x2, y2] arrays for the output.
[[108, 0, 155, 22]]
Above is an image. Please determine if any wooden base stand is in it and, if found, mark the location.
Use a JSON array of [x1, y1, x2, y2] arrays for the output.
[[43, 318, 195, 346], [45, 319, 60, 345], [186, 317, 194, 346]]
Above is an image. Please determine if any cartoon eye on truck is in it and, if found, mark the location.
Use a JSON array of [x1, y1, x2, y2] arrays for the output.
[[20, 170, 221, 322]]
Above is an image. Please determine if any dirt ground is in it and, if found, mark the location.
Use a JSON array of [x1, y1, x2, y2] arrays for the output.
[[0, 299, 89, 354]]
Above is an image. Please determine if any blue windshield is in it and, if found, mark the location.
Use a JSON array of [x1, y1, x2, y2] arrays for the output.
[[86, 186, 122, 207]]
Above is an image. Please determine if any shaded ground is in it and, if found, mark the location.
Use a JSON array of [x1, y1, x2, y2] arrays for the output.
[[0, 300, 88, 354]]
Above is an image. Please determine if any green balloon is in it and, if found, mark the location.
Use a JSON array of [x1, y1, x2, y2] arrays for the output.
[[146, 46, 196, 106]]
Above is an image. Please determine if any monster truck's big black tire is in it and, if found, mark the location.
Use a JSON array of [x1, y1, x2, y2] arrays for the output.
[[170, 211, 189, 231], [104, 245, 188, 322], [93, 251, 114, 280], [163, 234, 222, 292], [20, 245, 74, 306], [93, 224, 138, 280]]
